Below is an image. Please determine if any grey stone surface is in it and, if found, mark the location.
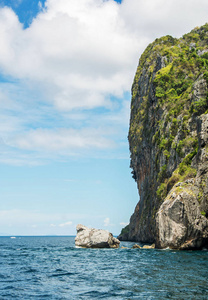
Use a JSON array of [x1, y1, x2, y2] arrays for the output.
[[156, 187, 208, 249], [75, 224, 120, 248]]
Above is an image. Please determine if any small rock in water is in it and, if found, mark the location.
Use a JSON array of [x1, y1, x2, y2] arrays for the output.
[[75, 224, 120, 248], [132, 244, 141, 249], [132, 243, 155, 249], [143, 244, 155, 249]]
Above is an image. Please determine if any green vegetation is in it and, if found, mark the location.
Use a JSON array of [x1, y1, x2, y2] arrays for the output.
[[178, 149, 198, 176], [157, 147, 198, 201], [158, 165, 167, 182], [198, 178, 206, 203], [176, 140, 185, 157], [156, 150, 198, 201], [154, 44, 208, 117], [192, 98, 208, 115], [120, 224, 129, 236], [156, 182, 168, 201], [198, 191, 203, 203]]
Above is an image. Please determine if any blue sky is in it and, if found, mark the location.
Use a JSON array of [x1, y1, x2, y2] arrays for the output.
[[0, 0, 208, 236]]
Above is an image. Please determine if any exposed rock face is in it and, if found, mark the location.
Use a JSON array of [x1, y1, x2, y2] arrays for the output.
[[75, 224, 120, 248], [156, 181, 208, 249], [119, 24, 208, 249]]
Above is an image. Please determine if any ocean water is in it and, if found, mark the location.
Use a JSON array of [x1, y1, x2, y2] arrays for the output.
[[0, 236, 207, 299]]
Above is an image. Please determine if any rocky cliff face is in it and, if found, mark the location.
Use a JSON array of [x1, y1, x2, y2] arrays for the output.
[[119, 24, 208, 249]]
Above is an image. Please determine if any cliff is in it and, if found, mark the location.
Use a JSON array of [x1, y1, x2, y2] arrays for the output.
[[119, 24, 208, 249]]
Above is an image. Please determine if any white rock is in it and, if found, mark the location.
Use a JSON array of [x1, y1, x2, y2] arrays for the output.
[[75, 224, 120, 248]]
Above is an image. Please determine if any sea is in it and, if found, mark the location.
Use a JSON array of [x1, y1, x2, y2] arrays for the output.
[[0, 236, 207, 299]]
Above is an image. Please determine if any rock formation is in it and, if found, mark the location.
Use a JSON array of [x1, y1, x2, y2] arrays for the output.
[[75, 224, 120, 248], [119, 24, 208, 249], [132, 243, 155, 249]]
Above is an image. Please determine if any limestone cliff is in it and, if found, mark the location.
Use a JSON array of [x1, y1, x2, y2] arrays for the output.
[[119, 24, 208, 249]]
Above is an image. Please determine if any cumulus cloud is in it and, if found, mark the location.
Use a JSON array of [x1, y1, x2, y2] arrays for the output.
[[120, 0, 208, 39], [0, 0, 139, 111]]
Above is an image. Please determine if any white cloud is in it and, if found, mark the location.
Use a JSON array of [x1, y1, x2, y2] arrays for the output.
[[38, 1, 43, 10], [59, 221, 73, 227], [0, 209, 110, 235], [0, 209, 60, 225], [120, 222, 128, 226], [0, 1, 139, 111], [6, 128, 115, 152], [120, 0, 208, 39], [104, 217, 110, 227], [0, 209, 76, 234]]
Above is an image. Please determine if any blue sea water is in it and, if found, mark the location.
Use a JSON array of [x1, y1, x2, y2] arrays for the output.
[[0, 236, 207, 299]]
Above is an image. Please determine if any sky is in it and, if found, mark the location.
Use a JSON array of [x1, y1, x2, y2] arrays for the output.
[[0, 0, 208, 236]]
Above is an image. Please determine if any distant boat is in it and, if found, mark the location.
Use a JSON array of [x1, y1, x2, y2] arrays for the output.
[[10, 237, 16, 239]]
